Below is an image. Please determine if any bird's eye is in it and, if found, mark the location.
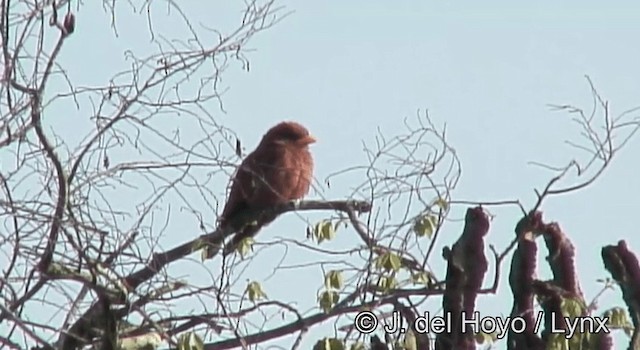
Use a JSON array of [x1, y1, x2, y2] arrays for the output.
[[282, 131, 303, 141]]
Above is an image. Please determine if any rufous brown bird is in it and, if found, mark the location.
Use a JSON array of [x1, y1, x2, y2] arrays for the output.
[[217, 121, 316, 257]]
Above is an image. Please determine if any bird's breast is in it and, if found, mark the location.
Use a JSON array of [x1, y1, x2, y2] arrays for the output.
[[294, 148, 314, 198]]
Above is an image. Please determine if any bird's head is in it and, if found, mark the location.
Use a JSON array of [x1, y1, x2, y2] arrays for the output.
[[261, 121, 316, 148]]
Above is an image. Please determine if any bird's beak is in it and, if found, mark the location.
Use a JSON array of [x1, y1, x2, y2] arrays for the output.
[[299, 135, 317, 145]]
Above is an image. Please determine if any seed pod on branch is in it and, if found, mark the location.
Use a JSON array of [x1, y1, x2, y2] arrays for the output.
[[541, 221, 582, 298], [436, 206, 490, 350], [508, 227, 544, 350], [602, 240, 640, 349], [517, 211, 583, 298]]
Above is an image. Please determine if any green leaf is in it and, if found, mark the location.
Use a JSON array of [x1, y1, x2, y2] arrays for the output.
[[403, 329, 417, 350], [560, 297, 586, 318], [474, 331, 497, 344], [603, 307, 633, 336], [312, 338, 345, 350], [559, 297, 587, 345], [545, 333, 570, 350], [604, 307, 627, 327], [318, 290, 340, 313], [375, 252, 402, 272], [198, 240, 220, 261], [433, 197, 449, 211], [177, 332, 204, 350], [377, 276, 397, 292], [246, 281, 266, 303], [237, 237, 254, 258], [569, 332, 589, 348], [413, 214, 436, 238], [410, 271, 432, 285], [311, 220, 336, 244], [324, 270, 344, 290], [350, 342, 366, 350]]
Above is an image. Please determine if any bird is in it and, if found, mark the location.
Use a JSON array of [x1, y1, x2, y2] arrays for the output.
[[216, 121, 316, 257]]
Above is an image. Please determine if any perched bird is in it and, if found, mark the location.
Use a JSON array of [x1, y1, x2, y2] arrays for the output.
[[217, 121, 316, 256]]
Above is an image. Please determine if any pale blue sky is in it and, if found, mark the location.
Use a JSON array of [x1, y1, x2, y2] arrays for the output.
[[4, 0, 640, 349]]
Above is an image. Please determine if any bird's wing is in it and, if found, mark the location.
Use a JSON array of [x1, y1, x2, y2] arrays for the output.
[[243, 148, 291, 206], [219, 147, 288, 222], [218, 155, 257, 227], [218, 150, 281, 256]]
